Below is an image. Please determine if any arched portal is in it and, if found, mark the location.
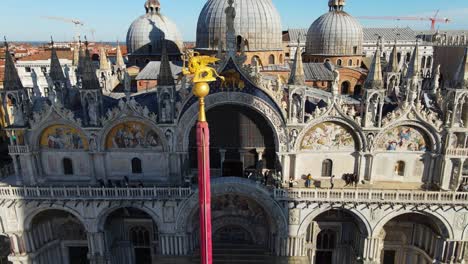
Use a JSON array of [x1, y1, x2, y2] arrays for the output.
[[103, 207, 159, 264], [190, 194, 275, 261], [30, 210, 88, 264], [188, 104, 276, 178], [304, 209, 369, 264], [379, 213, 451, 264]]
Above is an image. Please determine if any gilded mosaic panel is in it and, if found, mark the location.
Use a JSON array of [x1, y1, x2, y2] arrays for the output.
[[106, 122, 161, 149], [301, 122, 355, 151], [40, 125, 88, 150], [377, 126, 428, 152]]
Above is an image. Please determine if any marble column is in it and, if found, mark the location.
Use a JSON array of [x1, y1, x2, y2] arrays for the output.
[[361, 237, 383, 264], [87, 232, 106, 264]]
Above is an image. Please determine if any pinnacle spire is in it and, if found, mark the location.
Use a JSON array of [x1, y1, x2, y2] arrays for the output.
[[288, 36, 305, 86], [454, 47, 468, 89], [99, 46, 110, 71], [3, 39, 24, 90], [72, 41, 80, 67], [158, 37, 175, 86], [49, 37, 66, 82], [406, 41, 421, 79], [77, 40, 86, 76], [386, 40, 399, 73], [364, 45, 383, 89], [116, 41, 125, 68], [81, 41, 101, 90]]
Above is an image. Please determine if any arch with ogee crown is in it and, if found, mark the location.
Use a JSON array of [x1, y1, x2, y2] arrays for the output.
[[176, 92, 288, 153]]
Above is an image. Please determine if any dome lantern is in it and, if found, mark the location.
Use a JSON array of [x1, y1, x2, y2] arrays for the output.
[[145, 0, 161, 14], [328, 0, 346, 11]]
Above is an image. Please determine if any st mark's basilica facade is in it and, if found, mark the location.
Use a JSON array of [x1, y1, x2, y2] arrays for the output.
[[1, 0, 468, 263]]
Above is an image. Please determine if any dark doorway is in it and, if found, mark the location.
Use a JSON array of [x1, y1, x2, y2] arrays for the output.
[[132, 158, 142, 174], [223, 160, 243, 177], [214, 226, 253, 245], [383, 250, 396, 264], [189, 105, 276, 171], [63, 158, 74, 175], [135, 248, 152, 264], [69, 247, 89, 264], [315, 251, 333, 264]]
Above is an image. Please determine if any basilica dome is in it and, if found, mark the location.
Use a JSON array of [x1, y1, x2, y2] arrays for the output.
[[305, 0, 363, 56], [126, 0, 183, 56], [196, 0, 283, 51]]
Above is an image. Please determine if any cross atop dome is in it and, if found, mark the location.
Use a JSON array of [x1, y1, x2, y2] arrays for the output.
[[145, 0, 161, 14], [328, 0, 346, 11]]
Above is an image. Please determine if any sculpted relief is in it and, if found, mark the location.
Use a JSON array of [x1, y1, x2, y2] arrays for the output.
[[40, 125, 88, 150], [377, 126, 428, 152], [301, 122, 355, 151], [106, 122, 162, 150]]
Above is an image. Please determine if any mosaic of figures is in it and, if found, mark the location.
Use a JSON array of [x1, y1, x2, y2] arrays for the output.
[[301, 122, 355, 151], [40, 125, 88, 150], [106, 122, 161, 149], [377, 126, 428, 152]]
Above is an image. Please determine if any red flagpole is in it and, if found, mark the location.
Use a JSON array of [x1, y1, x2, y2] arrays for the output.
[[197, 120, 212, 264]]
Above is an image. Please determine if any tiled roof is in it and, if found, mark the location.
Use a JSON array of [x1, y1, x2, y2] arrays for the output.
[[136, 61, 183, 80], [363, 27, 417, 42], [284, 27, 418, 43], [18, 50, 73, 61], [285, 28, 308, 43], [303, 63, 334, 81]]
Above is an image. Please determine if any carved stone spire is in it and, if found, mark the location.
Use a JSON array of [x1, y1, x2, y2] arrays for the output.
[[81, 41, 101, 90], [364, 44, 383, 89], [2, 39, 24, 90], [288, 37, 305, 86], [454, 47, 468, 89], [432, 64, 441, 93], [99, 47, 110, 71], [115, 41, 125, 68], [77, 40, 86, 76], [406, 41, 421, 79], [72, 42, 80, 67], [49, 37, 66, 83], [158, 37, 175, 86], [386, 40, 399, 73]]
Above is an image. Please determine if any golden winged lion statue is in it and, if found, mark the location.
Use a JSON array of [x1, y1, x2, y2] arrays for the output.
[[182, 51, 225, 83]]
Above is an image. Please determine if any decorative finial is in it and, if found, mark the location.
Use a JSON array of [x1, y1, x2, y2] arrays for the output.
[[50, 36, 54, 46], [228, 0, 234, 7], [3, 36, 8, 50], [84, 36, 89, 47]]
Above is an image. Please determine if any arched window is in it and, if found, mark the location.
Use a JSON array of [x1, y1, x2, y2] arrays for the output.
[[421, 56, 426, 68], [132, 158, 142, 174], [336, 59, 342, 66], [317, 229, 336, 250], [251, 55, 261, 66], [63, 158, 73, 175], [406, 52, 411, 63], [268, 54, 275, 65], [279, 54, 283, 64], [130, 226, 151, 247], [322, 159, 333, 177], [426, 56, 432, 68], [348, 59, 353, 66], [395, 161, 405, 176], [341, 81, 350, 94], [236, 35, 243, 51]]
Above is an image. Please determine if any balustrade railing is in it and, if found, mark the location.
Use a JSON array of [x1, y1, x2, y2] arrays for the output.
[[447, 148, 468, 157], [8, 145, 31, 154], [0, 186, 192, 200], [273, 189, 468, 204]]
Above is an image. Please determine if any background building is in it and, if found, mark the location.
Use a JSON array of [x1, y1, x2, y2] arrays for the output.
[[0, 0, 467, 264]]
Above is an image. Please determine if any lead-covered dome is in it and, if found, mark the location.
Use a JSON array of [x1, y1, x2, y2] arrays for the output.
[[127, 0, 183, 55], [306, 0, 363, 56], [196, 0, 283, 51]]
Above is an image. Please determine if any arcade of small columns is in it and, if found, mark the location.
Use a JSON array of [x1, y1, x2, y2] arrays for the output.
[[2, 181, 468, 264]]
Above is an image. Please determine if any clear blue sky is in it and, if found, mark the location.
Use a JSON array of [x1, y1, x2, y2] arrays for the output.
[[2, 0, 468, 42]]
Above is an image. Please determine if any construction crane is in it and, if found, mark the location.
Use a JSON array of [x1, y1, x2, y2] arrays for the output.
[[357, 10, 451, 31], [42, 16, 85, 41]]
